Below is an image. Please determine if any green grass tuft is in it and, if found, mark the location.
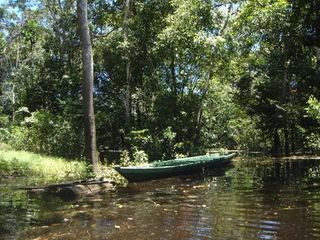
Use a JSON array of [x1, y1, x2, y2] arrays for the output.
[[0, 149, 90, 182]]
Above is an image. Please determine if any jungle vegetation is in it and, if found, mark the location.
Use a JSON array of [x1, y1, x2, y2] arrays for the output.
[[0, 0, 320, 173]]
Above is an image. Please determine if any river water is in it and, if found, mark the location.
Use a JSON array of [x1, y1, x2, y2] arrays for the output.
[[1, 157, 320, 240]]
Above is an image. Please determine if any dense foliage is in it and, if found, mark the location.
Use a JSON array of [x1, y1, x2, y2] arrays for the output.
[[1, 0, 320, 162]]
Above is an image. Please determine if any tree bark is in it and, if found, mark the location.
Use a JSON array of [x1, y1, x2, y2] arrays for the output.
[[124, 0, 132, 130], [77, 0, 98, 175]]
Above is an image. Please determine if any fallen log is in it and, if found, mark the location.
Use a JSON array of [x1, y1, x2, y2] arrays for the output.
[[19, 179, 115, 199]]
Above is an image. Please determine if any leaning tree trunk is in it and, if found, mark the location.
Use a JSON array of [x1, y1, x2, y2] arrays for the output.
[[77, 0, 98, 175]]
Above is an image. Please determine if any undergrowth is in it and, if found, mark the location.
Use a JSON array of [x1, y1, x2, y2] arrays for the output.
[[0, 149, 90, 183]]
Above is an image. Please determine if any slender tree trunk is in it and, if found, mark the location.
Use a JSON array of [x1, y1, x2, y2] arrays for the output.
[[77, 0, 98, 175], [316, 47, 320, 62], [125, 61, 132, 128], [291, 126, 295, 153], [194, 107, 203, 148], [194, 68, 212, 148], [284, 127, 289, 156], [124, 0, 132, 130], [272, 128, 281, 157], [11, 85, 16, 122], [170, 51, 177, 95]]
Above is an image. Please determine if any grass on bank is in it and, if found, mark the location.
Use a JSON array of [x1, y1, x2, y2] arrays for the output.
[[0, 149, 90, 182], [0, 146, 127, 185]]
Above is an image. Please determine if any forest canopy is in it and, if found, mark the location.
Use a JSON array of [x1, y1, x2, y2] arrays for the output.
[[0, 0, 320, 162]]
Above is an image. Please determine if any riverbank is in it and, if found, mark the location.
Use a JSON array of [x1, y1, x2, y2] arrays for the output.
[[0, 149, 90, 182], [0, 148, 127, 187]]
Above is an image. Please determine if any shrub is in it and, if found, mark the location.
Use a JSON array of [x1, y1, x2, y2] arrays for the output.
[[8, 110, 84, 159], [119, 150, 130, 166], [229, 116, 268, 151], [0, 128, 10, 142], [132, 148, 149, 165], [119, 148, 148, 166], [161, 126, 176, 159], [304, 133, 320, 153]]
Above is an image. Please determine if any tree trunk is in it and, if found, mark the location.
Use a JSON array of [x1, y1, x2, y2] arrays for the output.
[[170, 50, 177, 95], [125, 61, 132, 129], [124, 0, 132, 130], [272, 128, 281, 157], [194, 69, 212, 149], [194, 107, 202, 148], [77, 0, 98, 175], [284, 128, 289, 156], [291, 126, 295, 153]]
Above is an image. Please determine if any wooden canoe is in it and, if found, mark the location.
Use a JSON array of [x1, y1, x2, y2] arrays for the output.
[[115, 153, 236, 182]]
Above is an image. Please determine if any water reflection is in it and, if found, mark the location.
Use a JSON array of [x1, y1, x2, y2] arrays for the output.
[[1, 158, 320, 239]]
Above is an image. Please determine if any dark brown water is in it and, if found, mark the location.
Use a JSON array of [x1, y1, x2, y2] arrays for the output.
[[1, 157, 320, 240]]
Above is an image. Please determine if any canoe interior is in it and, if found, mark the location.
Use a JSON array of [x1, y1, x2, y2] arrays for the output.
[[151, 153, 223, 167]]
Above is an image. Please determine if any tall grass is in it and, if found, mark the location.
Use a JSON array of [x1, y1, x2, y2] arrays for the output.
[[0, 150, 90, 182]]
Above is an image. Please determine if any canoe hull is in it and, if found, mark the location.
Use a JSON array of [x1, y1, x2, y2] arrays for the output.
[[115, 153, 235, 182]]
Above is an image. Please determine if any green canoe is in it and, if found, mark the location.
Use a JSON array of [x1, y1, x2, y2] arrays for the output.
[[114, 153, 236, 182]]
